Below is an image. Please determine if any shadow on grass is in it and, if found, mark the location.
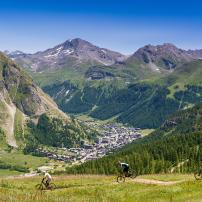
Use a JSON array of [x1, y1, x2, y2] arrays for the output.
[[55, 184, 83, 189]]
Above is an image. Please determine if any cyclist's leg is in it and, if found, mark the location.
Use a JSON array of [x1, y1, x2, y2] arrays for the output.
[[45, 180, 48, 187], [126, 167, 129, 177], [123, 167, 128, 177], [47, 179, 51, 187]]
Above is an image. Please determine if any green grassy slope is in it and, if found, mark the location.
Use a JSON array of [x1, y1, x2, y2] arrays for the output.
[[31, 68, 85, 87], [158, 60, 202, 97], [124, 57, 165, 81], [27, 60, 158, 88], [0, 150, 48, 173], [0, 174, 202, 202], [170, 60, 202, 85]]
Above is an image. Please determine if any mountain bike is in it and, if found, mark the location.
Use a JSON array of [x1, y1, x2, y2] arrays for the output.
[[35, 179, 57, 190], [117, 169, 137, 183], [194, 168, 202, 180]]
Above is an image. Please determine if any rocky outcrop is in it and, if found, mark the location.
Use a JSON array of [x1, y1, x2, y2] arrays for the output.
[[1, 53, 48, 116], [85, 66, 115, 80]]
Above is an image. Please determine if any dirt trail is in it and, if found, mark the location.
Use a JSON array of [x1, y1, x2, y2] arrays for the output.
[[2, 101, 18, 148], [131, 178, 184, 186]]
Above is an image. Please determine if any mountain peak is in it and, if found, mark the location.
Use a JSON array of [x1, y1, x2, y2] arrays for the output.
[[9, 38, 126, 71], [59, 38, 99, 53], [162, 43, 177, 48], [130, 43, 195, 70], [71, 38, 89, 43], [139, 43, 179, 52], [62, 38, 93, 47]]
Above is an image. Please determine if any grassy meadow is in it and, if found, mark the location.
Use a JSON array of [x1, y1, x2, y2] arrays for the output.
[[0, 174, 202, 202], [0, 151, 48, 169]]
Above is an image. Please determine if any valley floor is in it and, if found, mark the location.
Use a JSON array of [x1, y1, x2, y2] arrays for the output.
[[0, 174, 202, 202]]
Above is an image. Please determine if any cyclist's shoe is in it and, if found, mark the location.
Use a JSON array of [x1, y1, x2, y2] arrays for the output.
[[125, 172, 129, 177]]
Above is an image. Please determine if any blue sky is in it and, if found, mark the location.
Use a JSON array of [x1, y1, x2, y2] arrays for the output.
[[0, 0, 202, 54]]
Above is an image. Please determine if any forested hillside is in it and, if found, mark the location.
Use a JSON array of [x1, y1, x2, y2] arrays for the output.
[[44, 79, 202, 128], [23, 114, 97, 154], [66, 103, 202, 175]]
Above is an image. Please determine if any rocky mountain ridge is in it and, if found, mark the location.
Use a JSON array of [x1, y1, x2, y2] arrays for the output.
[[6, 38, 126, 72], [127, 43, 202, 71], [5, 40, 202, 83]]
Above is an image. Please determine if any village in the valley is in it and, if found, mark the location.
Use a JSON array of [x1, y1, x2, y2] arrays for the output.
[[36, 122, 143, 164]]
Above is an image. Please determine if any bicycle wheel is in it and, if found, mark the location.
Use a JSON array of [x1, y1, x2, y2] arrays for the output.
[[117, 175, 125, 183], [129, 170, 138, 179], [49, 183, 57, 190], [194, 171, 202, 180], [35, 183, 44, 190]]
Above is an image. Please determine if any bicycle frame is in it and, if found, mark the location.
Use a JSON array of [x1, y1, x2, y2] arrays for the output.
[[40, 179, 49, 189]]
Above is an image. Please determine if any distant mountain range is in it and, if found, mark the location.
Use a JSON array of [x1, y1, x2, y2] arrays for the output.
[[5, 39, 202, 76]]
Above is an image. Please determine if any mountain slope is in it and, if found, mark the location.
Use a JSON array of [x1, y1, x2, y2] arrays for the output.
[[0, 52, 93, 148], [127, 43, 200, 72], [167, 60, 202, 85], [43, 72, 202, 129]]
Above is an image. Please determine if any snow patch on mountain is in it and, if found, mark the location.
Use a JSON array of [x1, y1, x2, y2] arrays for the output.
[[62, 49, 74, 55]]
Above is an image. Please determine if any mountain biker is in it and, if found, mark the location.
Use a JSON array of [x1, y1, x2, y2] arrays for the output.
[[42, 171, 52, 187], [118, 161, 129, 177]]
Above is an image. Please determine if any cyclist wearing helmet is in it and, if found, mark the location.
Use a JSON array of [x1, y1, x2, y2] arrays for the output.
[[118, 161, 129, 177]]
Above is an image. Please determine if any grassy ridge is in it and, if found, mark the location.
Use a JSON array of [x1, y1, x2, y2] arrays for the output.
[[31, 68, 85, 88], [170, 60, 202, 85]]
